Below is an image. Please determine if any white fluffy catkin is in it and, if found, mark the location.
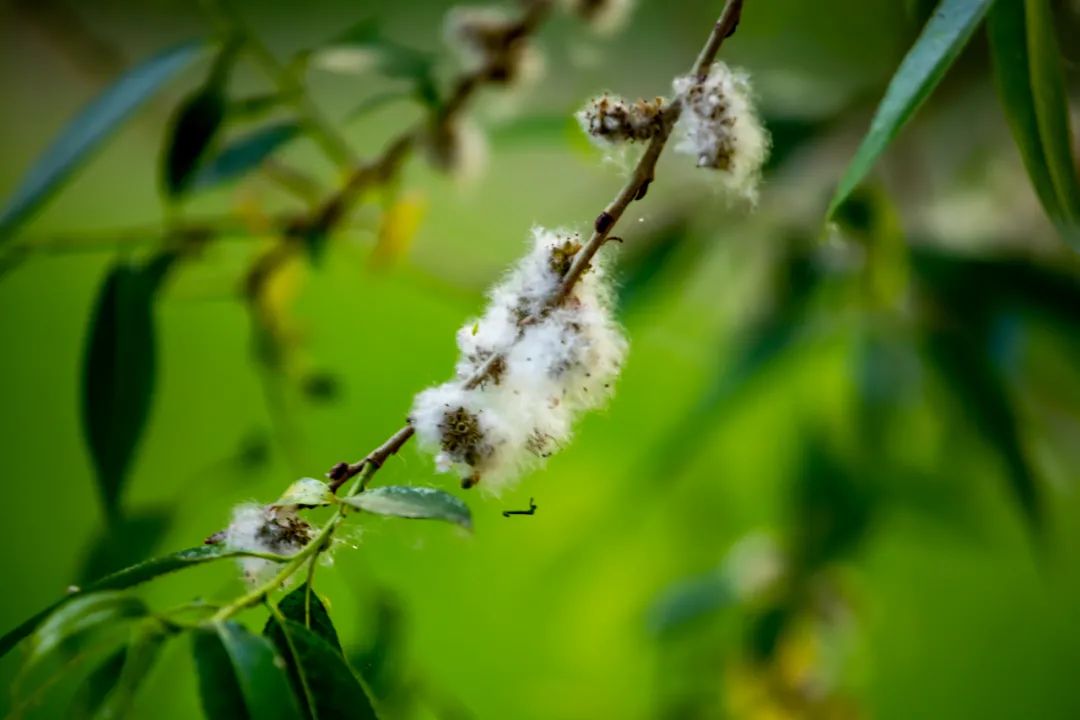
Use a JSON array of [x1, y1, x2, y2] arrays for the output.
[[411, 227, 626, 492], [224, 503, 311, 585], [672, 61, 770, 203]]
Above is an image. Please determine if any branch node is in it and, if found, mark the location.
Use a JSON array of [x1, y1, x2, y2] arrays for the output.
[[594, 211, 615, 235]]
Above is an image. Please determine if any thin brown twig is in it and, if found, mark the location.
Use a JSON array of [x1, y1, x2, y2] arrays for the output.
[[323, 0, 746, 491]]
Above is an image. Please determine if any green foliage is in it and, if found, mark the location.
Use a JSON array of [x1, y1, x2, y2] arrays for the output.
[[81, 255, 174, 518], [192, 121, 302, 191], [829, 0, 992, 217], [276, 584, 343, 653], [264, 614, 380, 720], [341, 486, 473, 530], [0, 41, 204, 241], [1, 545, 244, 658], [75, 621, 170, 720], [193, 621, 303, 720], [988, 0, 1080, 249]]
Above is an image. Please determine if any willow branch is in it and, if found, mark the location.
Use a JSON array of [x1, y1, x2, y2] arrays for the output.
[[304, 0, 555, 236], [324, 0, 746, 491]]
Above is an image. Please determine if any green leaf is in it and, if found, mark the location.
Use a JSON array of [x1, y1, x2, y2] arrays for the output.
[[72, 647, 127, 719], [81, 255, 173, 517], [276, 584, 342, 653], [193, 621, 303, 720], [192, 121, 301, 191], [30, 593, 148, 665], [341, 486, 472, 530], [75, 620, 169, 720], [827, 0, 992, 217], [0, 41, 204, 241], [987, 0, 1080, 249], [163, 86, 227, 195], [915, 250, 1042, 528], [264, 616, 380, 720], [1, 545, 256, 659], [275, 478, 336, 509]]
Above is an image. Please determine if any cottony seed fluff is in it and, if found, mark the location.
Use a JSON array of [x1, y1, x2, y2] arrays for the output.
[[672, 61, 770, 203], [411, 227, 627, 492], [224, 503, 312, 585], [577, 94, 669, 147]]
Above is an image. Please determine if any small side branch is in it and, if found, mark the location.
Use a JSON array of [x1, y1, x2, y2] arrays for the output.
[[325, 0, 747, 491]]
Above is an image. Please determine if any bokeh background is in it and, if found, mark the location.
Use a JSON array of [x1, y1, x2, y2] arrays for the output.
[[2, 0, 1080, 718]]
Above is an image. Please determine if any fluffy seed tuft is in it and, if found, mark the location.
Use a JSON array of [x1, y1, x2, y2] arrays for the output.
[[672, 62, 770, 203], [577, 94, 669, 147], [224, 503, 312, 585], [411, 227, 627, 492]]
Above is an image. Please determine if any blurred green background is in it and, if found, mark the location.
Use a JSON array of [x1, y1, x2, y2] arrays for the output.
[[2, 0, 1080, 718]]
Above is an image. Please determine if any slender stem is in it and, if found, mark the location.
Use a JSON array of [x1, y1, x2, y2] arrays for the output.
[[322, 0, 747, 490], [212, 463, 377, 622]]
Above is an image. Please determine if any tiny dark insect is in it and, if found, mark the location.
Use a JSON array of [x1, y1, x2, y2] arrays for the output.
[[503, 498, 538, 517]]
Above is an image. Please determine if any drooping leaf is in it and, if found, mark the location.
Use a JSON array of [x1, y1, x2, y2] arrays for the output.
[[913, 249, 1042, 528], [163, 86, 227, 195], [264, 616, 380, 720], [29, 593, 148, 666], [163, 41, 236, 196], [987, 0, 1080, 249], [342, 487, 472, 531], [0, 41, 205, 241], [192, 121, 302, 191], [72, 646, 127, 719], [987, 1, 1064, 228], [1, 545, 259, 658], [827, 0, 992, 217], [81, 255, 173, 517], [276, 583, 342, 653], [193, 621, 303, 720], [921, 315, 1041, 528], [74, 620, 169, 719]]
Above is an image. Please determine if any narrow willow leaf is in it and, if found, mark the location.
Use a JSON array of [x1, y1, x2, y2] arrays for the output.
[[163, 86, 227, 196], [989, 0, 1080, 248], [193, 621, 303, 720], [30, 593, 148, 665], [827, 0, 992, 217], [342, 487, 472, 530], [81, 256, 172, 517], [191, 121, 301, 191], [264, 617, 379, 720], [915, 250, 1042, 528], [72, 647, 127, 719], [275, 478, 336, 508], [1024, 0, 1080, 224], [987, 0, 1064, 227], [923, 326, 1040, 527], [277, 584, 343, 653], [1, 545, 248, 658], [0, 41, 204, 241], [79, 620, 169, 720]]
